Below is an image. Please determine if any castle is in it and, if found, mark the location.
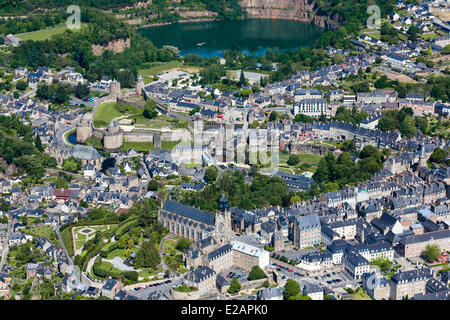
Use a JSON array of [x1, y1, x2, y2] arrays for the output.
[[75, 78, 126, 152]]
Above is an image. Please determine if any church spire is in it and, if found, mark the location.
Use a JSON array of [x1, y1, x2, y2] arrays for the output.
[[218, 192, 229, 213]]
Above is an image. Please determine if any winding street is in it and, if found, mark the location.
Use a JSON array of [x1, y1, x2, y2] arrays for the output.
[[0, 215, 11, 272]]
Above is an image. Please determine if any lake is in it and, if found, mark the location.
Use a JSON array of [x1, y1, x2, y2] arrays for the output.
[[139, 19, 324, 58]]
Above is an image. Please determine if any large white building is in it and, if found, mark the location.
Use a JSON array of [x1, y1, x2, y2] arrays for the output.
[[293, 98, 328, 118], [231, 241, 270, 271]]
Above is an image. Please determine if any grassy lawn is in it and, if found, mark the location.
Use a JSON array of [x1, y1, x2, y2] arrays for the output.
[[84, 135, 103, 149], [73, 225, 111, 251], [139, 267, 163, 278], [16, 23, 87, 41], [106, 248, 127, 259], [296, 153, 323, 165], [61, 228, 74, 258], [121, 141, 155, 152], [162, 140, 181, 149], [138, 61, 184, 83], [94, 102, 142, 128], [162, 239, 178, 254], [184, 161, 200, 168], [349, 287, 372, 300], [130, 114, 189, 129], [23, 226, 58, 245]]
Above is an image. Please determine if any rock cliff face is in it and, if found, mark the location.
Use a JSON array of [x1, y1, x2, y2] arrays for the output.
[[239, 0, 339, 30], [91, 38, 131, 56]]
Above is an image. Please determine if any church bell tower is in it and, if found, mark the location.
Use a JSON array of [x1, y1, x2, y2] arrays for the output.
[[213, 192, 232, 244]]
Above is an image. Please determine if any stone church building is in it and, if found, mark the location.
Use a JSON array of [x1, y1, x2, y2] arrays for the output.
[[158, 194, 234, 273]]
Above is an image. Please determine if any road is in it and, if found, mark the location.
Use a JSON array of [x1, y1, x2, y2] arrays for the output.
[[0, 215, 11, 272], [55, 225, 95, 287]]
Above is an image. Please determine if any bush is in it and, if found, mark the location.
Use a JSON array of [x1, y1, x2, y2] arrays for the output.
[[248, 266, 266, 281], [115, 218, 140, 239], [100, 242, 119, 258], [123, 271, 139, 282]]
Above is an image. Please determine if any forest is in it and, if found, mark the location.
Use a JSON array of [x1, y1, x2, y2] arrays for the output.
[[0, 115, 57, 183], [180, 170, 293, 211]]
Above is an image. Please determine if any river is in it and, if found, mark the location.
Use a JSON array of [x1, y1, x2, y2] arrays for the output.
[[139, 18, 324, 58]]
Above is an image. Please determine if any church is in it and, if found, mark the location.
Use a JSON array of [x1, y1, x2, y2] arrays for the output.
[[158, 194, 234, 273]]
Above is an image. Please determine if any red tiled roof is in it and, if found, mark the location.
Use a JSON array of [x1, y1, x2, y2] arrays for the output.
[[53, 189, 72, 198]]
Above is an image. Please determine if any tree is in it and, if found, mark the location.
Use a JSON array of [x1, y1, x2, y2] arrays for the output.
[[248, 266, 266, 281], [287, 154, 300, 166], [0, 200, 10, 213], [429, 148, 447, 165], [239, 69, 246, 87], [406, 25, 420, 42], [421, 244, 441, 263], [143, 99, 158, 120], [263, 280, 270, 288], [16, 80, 28, 91], [75, 83, 90, 99], [269, 111, 278, 122], [134, 240, 161, 269], [294, 113, 312, 123], [228, 277, 241, 294], [175, 238, 191, 252], [204, 166, 218, 183], [148, 179, 159, 191], [283, 279, 300, 300]]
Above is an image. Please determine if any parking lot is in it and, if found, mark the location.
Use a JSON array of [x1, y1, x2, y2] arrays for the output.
[[219, 266, 250, 284], [271, 262, 358, 290], [127, 278, 183, 300], [274, 248, 320, 262]]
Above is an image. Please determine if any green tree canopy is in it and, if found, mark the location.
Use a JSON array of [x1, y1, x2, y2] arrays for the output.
[[283, 279, 300, 300], [248, 265, 267, 281], [228, 276, 241, 294], [421, 244, 441, 263]]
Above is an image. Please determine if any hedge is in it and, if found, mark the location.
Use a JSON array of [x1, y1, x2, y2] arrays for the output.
[[115, 218, 140, 239], [100, 242, 119, 258]]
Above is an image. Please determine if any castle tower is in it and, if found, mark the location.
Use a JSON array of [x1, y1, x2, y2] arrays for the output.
[[212, 193, 232, 244], [103, 119, 123, 153], [76, 113, 93, 143], [136, 74, 144, 95], [110, 78, 122, 100]]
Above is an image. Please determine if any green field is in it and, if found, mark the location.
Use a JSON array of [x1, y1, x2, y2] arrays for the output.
[[61, 228, 74, 258], [280, 152, 323, 166], [138, 61, 184, 83], [16, 23, 87, 41], [73, 225, 110, 250], [120, 140, 181, 152], [121, 141, 155, 152], [94, 102, 142, 128], [350, 288, 372, 300], [130, 114, 189, 129], [22, 226, 58, 245]]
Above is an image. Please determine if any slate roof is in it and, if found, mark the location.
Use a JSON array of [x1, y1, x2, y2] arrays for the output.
[[391, 268, 433, 284], [162, 200, 215, 226], [295, 214, 320, 231]]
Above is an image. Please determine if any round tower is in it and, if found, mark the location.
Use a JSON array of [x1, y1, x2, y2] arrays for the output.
[[76, 113, 93, 143], [103, 119, 123, 153]]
